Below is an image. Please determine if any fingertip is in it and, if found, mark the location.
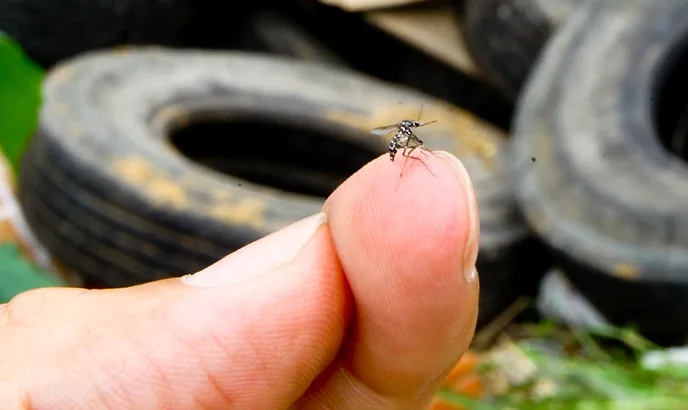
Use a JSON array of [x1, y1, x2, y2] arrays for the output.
[[326, 151, 477, 292], [320, 150, 480, 395]]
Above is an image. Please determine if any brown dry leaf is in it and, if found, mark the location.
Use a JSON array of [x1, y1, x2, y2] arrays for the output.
[[449, 373, 483, 398], [427, 397, 465, 410], [433, 350, 483, 410], [443, 350, 480, 388]]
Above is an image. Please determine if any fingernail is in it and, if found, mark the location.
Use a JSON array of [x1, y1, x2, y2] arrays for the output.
[[437, 151, 480, 283], [465, 266, 478, 283], [181, 212, 328, 287]]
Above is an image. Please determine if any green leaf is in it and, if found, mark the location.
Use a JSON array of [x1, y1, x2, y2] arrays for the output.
[[436, 389, 501, 410], [0, 242, 65, 303], [0, 33, 44, 174]]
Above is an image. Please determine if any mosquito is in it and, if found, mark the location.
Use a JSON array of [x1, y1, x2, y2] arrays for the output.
[[370, 104, 437, 177]]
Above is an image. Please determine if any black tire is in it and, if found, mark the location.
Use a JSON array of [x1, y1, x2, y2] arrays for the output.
[[510, 0, 688, 342], [236, 10, 346, 65], [18, 48, 527, 327], [457, 0, 582, 100], [0, 0, 193, 67]]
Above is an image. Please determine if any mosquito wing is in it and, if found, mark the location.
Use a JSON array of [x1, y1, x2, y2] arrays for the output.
[[405, 134, 424, 148], [370, 124, 399, 137]]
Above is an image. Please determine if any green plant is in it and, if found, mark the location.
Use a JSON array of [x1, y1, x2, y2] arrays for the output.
[[0, 32, 44, 175], [0, 243, 65, 303], [437, 324, 688, 410]]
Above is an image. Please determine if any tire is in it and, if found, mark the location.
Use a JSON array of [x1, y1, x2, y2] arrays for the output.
[[458, 0, 583, 100], [510, 0, 688, 342], [18, 48, 527, 327], [0, 0, 193, 67], [236, 10, 346, 65]]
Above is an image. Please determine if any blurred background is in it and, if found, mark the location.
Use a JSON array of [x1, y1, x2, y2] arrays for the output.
[[2, 0, 688, 408]]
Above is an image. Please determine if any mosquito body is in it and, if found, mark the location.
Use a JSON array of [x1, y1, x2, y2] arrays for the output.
[[385, 120, 423, 161], [370, 106, 437, 177]]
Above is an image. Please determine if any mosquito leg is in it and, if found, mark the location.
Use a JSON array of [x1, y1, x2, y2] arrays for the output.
[[393, 144, 409, 190], [419, 146, 438, 159], [401, 145, 436, 176], [400, 147, 412, 177], [405, 136, 436, 172]]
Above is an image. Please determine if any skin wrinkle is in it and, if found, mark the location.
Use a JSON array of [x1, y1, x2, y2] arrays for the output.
[[160, 295, 253, 396], [183, 328, 235, 408], [106, 332, 169, 408], [85, 296, 225, 408], [276, 307, 326, 401], [161, 291, 303, 408], [274, 287, 341, 403], [74, 347, 114, 409], [169, 307, 257, 407], [189, 395, 212, 410], [274, 229, 351, 403], [100, 318, 176, 407], [305, 364, 398, 409], [242, 294, 310, 400], [243, 322, 275, 399], [326, 332, 428, 406], [30, 336, 119, 408]]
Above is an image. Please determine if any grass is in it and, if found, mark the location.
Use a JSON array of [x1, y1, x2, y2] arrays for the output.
[[0, 31, 44, 176], [437, 323, 688, 410]]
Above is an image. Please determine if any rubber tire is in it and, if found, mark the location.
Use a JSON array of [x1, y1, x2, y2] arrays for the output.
[[236, 10, 346, 65], [0, 0, 193, 67], [458, 0, 583, 101], [18, 48, 526, 327], [510, 0, 688, 342]]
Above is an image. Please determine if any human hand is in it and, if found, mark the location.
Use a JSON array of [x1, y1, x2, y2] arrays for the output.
[[0, 151, 480, 409]]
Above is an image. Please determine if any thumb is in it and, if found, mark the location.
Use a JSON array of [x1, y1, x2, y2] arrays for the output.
[[3, 213, 351, 409]]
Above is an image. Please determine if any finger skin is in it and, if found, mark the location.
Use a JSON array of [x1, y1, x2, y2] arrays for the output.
[[298, 152, 480, 409], [0, 227, 350, 409]]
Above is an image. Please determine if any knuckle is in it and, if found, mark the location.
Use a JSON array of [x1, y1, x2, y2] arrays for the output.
[[1, 288, 81, 326], [1, 289, 49, 325]]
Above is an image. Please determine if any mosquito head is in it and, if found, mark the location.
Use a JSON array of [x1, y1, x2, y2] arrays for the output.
[[400, 119, 420, 128]]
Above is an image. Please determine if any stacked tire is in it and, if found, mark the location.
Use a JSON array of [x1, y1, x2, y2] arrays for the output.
[[458, 0, 582, 100], [461, 0, 688, 343]]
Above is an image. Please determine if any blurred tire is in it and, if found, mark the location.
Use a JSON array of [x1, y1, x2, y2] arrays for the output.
[[0, 0, 193, 67], [510, 0, 688, 343], [458, 0, 582, 100], [236, 10, 346, 65], [19, 48, 527, 328]]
